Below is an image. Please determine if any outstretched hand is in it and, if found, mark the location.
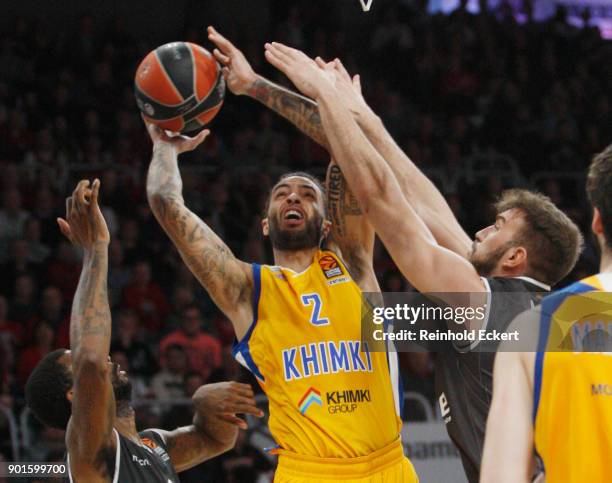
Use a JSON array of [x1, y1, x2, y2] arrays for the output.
[[264, 42, 335, 100], [57, 179, 110, 249], [193, 382, 264, 430], [316, 57, 368, 116], [143, 117, 210, 155], [207, 26, 258, 96]]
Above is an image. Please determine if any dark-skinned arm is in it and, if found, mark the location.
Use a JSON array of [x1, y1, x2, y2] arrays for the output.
[[150, 382, 263, 472], [58, 180, 115, 481]]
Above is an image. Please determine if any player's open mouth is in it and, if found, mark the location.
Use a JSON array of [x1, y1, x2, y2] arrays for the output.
[[283, 209, 305, 227]]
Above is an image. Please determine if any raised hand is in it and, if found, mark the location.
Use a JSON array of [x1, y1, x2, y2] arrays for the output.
[[316, 57, 368, 116], [264, 42, 334, 100], [207, 26, 257, 96], [143, 117, 210, 155], [192, 382, 264, 430], [57, 179, 110, 249]]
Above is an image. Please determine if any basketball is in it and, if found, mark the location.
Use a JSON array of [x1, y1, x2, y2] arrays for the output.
[[134, 41, 225, 133]]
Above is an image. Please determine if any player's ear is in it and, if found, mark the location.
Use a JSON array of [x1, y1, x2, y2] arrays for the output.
[[592, 207, 604, 237], [504, 245, 527, 270], [262, 218, 269, 236], [321, 219, 332, 238]]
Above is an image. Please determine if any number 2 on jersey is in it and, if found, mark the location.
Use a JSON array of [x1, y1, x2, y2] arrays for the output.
[[301, 293, 329, 326]]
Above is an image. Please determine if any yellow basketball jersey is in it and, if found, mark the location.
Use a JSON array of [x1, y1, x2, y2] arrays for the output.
[[533, 273, 612, 482], [233, 250, 403, 458]]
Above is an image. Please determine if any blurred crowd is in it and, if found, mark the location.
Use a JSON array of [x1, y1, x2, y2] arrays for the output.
[[0, 0, 610, 480]]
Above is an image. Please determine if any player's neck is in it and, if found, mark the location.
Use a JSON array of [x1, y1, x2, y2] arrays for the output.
[[600, 249, 612, 274], [114, 409, 140, 444], [272, 246, 319, 273]]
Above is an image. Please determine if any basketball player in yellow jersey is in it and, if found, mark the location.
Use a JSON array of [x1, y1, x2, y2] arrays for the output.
[[143, 132, 417, 478], [481, 145, 612, 483]]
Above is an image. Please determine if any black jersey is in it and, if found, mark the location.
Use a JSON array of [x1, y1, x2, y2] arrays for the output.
[[66, 428, 180, 483], [434, 277, 548, 483]]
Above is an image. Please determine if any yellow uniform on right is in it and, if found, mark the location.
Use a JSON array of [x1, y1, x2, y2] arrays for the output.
[[533, 273, 612, 482]]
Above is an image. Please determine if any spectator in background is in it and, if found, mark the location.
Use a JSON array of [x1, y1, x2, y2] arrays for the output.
[[107, 239, 131, 308], [119, 218, 147, 264], [1, 240, 40, 292], [0, 188, 29, 263], [110, 309, 158, 379], [165, 284, 197, 334], [33, 187, 62, 246], [44, 241, 80, 301], [121, 260, 169, 331], [160, 305, 222, 383], [151, 344, 189, 400], [34, 286, 65, 329], [16, 321, 56, 389], [220, 431, 274, 483], [162, 371, 205, 429], [0, 295, 21, 350], [23, 218, 51, 264], [109, 349, 151, 400], [8, 274, 37, 324]]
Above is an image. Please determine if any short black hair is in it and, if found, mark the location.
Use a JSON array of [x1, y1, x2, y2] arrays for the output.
[[587, 144, 612, 249], [264, 171, 327, 216], [25, 349, 73, 430]]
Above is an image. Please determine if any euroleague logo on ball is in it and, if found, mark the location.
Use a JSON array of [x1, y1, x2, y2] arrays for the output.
[[135, 98, 154, 116], [144, 103, 155, 116]]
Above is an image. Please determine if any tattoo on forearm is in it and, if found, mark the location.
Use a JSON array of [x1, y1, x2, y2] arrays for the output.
[[146, 143, 248, 307], [71, 245, 111, 351], [248, 77, 328, 148]]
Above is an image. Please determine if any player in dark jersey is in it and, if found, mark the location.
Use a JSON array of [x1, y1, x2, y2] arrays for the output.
[[25, 180, 263, 483], [258, 43, 583, 482]]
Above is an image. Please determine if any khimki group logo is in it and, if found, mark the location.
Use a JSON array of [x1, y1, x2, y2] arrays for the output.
[[299, 387, 323, 415]]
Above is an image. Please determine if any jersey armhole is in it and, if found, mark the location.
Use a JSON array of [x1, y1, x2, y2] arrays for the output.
[[145, 428, 168, 446], [453, 277, 492, 353], [67, 429, 120, 483], [231, 263, 265, 382]]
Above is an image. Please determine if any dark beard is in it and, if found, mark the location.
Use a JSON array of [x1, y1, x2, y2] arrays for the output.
[[268, 213, 323, 251], [469, 241, 514, 276], [111, 364, 132, 407]]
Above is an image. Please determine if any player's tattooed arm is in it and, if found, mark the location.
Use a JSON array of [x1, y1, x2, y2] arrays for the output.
[[57, 180, 116, 473], [247, 76, 329, 149], [326, 161, 378, 292], [144, 124, 254, 339], [151, 382, 263, 472], [206, 26, 329, 149]]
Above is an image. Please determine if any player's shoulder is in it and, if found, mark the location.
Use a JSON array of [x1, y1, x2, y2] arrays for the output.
[[536, 277, 599, 317], [139, 428, 170, 452], [485, 276, 549, 293]]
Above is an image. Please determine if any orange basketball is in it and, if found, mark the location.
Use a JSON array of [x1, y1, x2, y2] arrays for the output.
[[134, 41, 225, 133]]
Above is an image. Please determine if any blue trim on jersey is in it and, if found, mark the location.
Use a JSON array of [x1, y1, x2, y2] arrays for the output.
[[397, 361, 405, 420], [382, 316, 403, 419], [532, 281, 594, 422], [232, 264, 265, 382]]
